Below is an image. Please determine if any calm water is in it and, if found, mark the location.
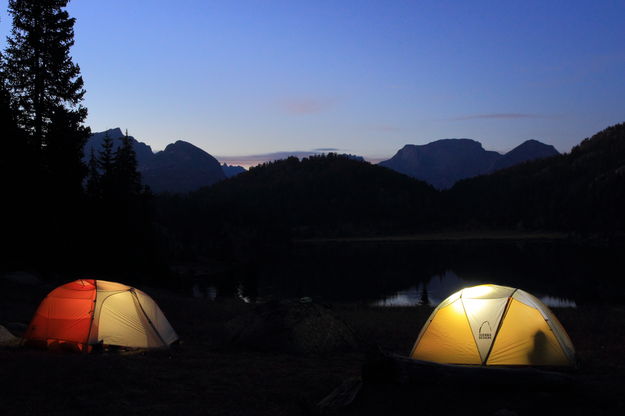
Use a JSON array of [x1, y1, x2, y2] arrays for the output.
[[191, 240, 625, 307], [371, 270, 577, 308]]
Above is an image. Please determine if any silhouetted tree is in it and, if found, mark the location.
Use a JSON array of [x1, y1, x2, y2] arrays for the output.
[[113, 130, 142, 199], [46, 105, 89, 198], [4, 0, 87, 151], [85, 147, 99, 198], [419, 284, 430, 306], [82, 129, 162, 275], [0, 35, 38, 268], [0, 53, 19, 169], [1, 0, 90, 271], [97, 133, 115, 199]]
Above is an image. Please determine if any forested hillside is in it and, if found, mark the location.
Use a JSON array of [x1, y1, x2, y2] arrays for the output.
[[445, 123, 625, 234], [155, 154, 438, 259]]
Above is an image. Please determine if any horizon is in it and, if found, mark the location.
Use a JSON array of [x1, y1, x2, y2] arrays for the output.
[[1, 1, 624, 160], [92, 126, 564, 169]]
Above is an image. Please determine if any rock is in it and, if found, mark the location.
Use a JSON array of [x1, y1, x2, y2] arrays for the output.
[[227, 300, 358, 354], [0, 325, 20, 347]]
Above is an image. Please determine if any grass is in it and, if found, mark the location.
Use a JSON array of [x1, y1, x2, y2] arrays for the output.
[[1, 278, 625, 415]]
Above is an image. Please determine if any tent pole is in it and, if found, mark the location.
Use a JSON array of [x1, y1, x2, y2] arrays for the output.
[[84, 280, 98, 353], [482, 289, 518, 365], [130, 289, 168, 347]]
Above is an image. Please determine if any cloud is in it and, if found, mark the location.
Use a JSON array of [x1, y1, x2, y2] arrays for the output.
[[278, 97, 337, 114], [313, 147, 340, 152], [450, 113, 548, 121]]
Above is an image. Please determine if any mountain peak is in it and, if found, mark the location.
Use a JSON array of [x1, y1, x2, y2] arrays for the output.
[[109, 127, 124, 137], [492, 140, 559, 171], [222, 163, 247, 178], [98, 127, 124, 138], [84, 127, 154, 166], [515, 139, 556, 150], [380, 138, 500, 189], [169, 139, 196, 147], [87, 130, 226, 193], [380, 138, 559, 189]]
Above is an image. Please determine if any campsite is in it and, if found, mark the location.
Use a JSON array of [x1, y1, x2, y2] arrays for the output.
[[2, 1, 625, 415], [2, 238, 625, 415]]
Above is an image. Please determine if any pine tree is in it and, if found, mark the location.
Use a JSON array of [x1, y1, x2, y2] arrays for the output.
[[0, 24, 41, 268], [98, 133, 115, 199], [0, 41, 27, 173], [114, 130, 142, 198], [0, 55, 19, 171], [85, 147, 100, 199], [4, 0, 87, 150], [46, 105, 89, 197]]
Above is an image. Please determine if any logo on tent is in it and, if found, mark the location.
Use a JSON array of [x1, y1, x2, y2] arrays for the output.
[[478, 321, 492, 340]]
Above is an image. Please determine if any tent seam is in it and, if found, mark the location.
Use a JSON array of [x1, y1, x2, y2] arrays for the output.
[[85, 280, 98, 352], [459, 296, 482, 364], [483, 289, 518, 365], [131, 290, 168, 347]]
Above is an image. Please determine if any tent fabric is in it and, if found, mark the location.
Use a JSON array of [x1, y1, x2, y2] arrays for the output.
[[24, 279, 97, 351], [411, 299, 482, 364], [410, 284, 575, 366], [486, 299, 569, 365], [24, 279, 178, 351]]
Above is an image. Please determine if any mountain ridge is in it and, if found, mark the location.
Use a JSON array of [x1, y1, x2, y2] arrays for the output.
[[85, 129, 232, 193], [379, 138, 560, 189]]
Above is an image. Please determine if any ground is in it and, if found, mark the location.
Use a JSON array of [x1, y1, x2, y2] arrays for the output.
[[1, 277, 624, 415]]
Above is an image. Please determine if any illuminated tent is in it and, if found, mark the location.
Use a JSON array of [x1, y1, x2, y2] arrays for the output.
[[24, 279, 178, 351], [410, 284, 575, 366]]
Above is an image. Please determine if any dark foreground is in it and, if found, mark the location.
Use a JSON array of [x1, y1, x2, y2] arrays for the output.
[[1, 278, 624, 416]]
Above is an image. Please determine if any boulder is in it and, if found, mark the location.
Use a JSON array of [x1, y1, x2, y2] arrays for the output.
[[227, 299, 357, 354]]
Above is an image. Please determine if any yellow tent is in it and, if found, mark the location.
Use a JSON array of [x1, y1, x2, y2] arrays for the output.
[[410, 284, 575, 366]]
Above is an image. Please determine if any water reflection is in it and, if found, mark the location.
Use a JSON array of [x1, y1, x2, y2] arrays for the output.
[[373, 270, 577, 308], [188, 240, 622, 305], [373, 286, 428, 307], [192, 281, 261, 303], [373, 270, 473, 307], [540, 296, 576, 308], [237, 283, 253, 303]]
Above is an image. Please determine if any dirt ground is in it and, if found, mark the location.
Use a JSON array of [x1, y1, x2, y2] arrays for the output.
[[1, 277, 624, 415]]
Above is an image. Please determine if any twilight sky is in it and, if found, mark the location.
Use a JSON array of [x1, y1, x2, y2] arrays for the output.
[[1, 0, 624, 165]]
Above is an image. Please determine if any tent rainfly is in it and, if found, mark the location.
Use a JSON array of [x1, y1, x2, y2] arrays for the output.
[[24, 279, 178, 351], [410, 284, 575, 366]]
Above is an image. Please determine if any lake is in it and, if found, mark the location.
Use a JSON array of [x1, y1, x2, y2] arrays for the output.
[[191, 239, 625, 307]]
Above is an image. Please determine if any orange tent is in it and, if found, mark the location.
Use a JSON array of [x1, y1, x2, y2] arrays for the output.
[[24, 279, 178, 352]]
